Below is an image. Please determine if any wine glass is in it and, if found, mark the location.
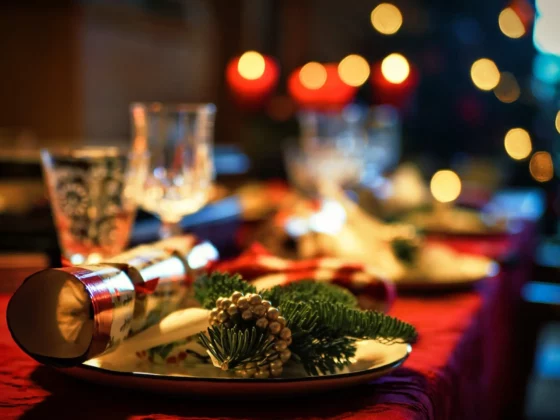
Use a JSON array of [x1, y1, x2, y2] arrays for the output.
[[360, 104, 402, 187], [130, 102, 216, 238], [285, 107, 367, 198]]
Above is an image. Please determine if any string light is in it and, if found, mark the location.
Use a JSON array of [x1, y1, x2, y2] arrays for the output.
[[237, 51, 266, 80], [338, 54, 370, 87], [299, 62, 327, 90], [504, 128, 532, 160], [370, 3, 403, 35], [381, 53, 410, 84], [529, 151, 554, 182], [470, 58, 501, 91], [498, 7, 525, 39], [430, 170, 462, 203], [494, 72, 520, 103]]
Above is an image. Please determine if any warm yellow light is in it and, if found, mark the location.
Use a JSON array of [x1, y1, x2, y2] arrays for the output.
[[237, 51, 265, 80], [381, 53, 410, 84], [430, 170, 462, 203], [504, 128, 532, 160], [494, 72, 520, 103], [471, 59, 500, 91], [338, 54, 370, 87], [529, 151, 554, 182], [371, 3, 403, 35], [299, 62, 327, 90], [498, 8, 525, 39], [555, 111, 560, 134]]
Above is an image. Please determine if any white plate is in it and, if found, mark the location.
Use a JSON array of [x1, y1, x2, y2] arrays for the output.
[[60, 340, 411, 397]]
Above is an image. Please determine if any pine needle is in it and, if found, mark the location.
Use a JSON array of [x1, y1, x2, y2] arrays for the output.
[[194, 272, 257, 309], [197, 326, 275, 370], [262, 280, 358, 308]]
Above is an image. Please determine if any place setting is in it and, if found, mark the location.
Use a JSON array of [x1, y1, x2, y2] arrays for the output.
[[1, 3, 556, 417]]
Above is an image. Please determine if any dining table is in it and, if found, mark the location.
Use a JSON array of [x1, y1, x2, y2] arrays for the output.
[[0, 189, 542, 420]]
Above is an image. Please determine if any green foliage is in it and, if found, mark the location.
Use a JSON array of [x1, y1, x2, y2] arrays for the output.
[[261, 280, 358, 308], [194, 272, 257, 309], [195, 272, 418, 377], [198, 325, 275, 370], [391, 238, 419, 266], [280, 300, 417, 375]]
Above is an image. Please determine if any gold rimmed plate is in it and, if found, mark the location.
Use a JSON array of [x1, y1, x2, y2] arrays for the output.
[[60, 340, 411, 397]]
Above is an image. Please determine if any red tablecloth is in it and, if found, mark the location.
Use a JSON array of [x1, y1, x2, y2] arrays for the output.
[[0, 233, 533, 420]]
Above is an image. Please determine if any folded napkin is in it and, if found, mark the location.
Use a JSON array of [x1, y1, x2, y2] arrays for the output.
[[240, 182, 497, 285], [211, 242, 396, 313]]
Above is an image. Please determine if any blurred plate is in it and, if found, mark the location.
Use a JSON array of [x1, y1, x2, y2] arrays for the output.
[[395, 259, 500, 292], [61, 340, 410, 397]]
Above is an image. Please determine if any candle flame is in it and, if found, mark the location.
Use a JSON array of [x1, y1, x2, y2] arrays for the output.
[[238, 51, 266, 80]]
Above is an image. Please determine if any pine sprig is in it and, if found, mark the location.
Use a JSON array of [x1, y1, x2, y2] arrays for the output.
[[262, 280, 358, 308], [282, 301, 417, 344], [197, 325, 275, 371], [195, 272, 418, 377], [391, 238, 419, 266], [280, 300, 417, 375], [194, 272, 257, 309]]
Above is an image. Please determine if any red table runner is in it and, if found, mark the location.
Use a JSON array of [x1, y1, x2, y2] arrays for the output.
[[0, 233, 533, 420]]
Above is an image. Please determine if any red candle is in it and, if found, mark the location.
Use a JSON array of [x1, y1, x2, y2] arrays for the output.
[[226, 51, 279, 109], [288, 62, 357, 111], [370, 53, 418, 109]]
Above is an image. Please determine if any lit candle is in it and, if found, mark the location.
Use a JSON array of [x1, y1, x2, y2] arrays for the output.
[[370, 53, 418, 109], [225, 51, 280, 109], [288, 62, 357, 111]]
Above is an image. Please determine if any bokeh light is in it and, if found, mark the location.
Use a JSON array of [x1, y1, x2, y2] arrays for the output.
[[299, 62, 327, 90], [470, 58, 500, 91], [534, 3, 560, 56], [381, 53, 410, 84], [555, 111, 560, 133], [504, 128, 532, 160], [371, 3, 403, 35], [494, 72, 520, 103], [430, 170, 462, 203], [498, 7, 526, 39], [338, 54, 370, 87], [529, 151, 554, 182], [237, 51, 265, 80]]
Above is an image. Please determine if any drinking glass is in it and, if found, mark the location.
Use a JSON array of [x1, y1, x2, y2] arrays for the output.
[[40, 147, 149, 265], [130, 102, 216, 238], [361, 105, 402, 187], [286, 107, 367, 197]]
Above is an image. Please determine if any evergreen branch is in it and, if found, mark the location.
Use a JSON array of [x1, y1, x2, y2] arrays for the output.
[[308, 301, 418, 343], [194, 272, 257, 309], [197, 325, 275, 371], [391, 238, 419, 266], [280, 301, 417, 375], [261, 280, 358, 308]]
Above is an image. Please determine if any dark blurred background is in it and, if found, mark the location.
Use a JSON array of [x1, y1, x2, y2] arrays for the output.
[[1, 0, 558, 270]]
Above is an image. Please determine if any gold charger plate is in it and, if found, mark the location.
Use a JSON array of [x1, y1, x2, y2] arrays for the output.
[[61, 340, 411, 397]]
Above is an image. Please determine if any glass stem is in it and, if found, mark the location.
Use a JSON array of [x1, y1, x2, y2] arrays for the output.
[[159, 220, 183, 239]]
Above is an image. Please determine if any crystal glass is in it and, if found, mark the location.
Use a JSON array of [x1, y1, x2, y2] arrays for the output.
[[361, 105, 402, 187], [285, 107, 367, 198], [40, 147, 149, 265], [130, 102, 216, 238]]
